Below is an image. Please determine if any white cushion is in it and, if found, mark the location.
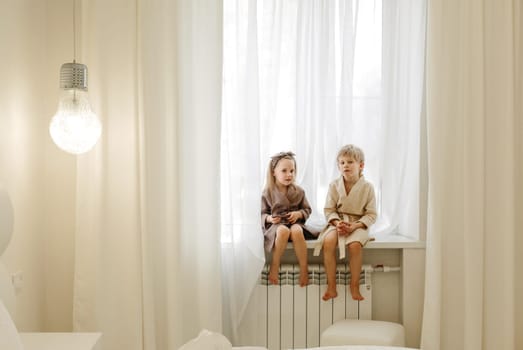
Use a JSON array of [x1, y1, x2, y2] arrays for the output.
[[321, 319, 405, 346], [179, 329, 232, 350], [0, 299, 23, 350]]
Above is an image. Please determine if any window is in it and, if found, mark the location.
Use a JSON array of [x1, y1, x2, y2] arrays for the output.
[[221, 0, 426, 243]]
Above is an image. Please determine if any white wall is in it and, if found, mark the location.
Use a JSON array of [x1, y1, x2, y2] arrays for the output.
[[402, 248, 425, 348], [0, 0, 48, 330], [0, 0, 76, 331]]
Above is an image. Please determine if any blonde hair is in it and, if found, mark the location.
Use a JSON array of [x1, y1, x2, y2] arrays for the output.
[[337, 144, 365, 176], [264, 151, 297, 191]]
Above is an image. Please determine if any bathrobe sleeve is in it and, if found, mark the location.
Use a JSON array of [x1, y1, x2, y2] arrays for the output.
[[324, 180, 342, 224], [296, 186, 312, 221], [261, 189, 272, 230], [356, 182, 377, 228]]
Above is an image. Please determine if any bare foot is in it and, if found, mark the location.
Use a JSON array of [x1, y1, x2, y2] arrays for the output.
[[299, 269, 309, 287], [268, 268, 279, 285], [350, 284, 364, 300], [322, 289, 338, 301]]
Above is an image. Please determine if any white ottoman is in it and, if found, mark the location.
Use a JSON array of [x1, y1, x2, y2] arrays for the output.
[[321, 319, 405, 346]]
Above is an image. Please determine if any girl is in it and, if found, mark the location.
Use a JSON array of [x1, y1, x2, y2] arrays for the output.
[[313, 145, 377, 301], [261, 151, 316, 286]]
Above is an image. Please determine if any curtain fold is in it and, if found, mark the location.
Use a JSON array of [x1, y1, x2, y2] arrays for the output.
[[220, 0, 266, 343], [176, 0, 223, 337], [74, 4, 143, 350], [73, 1, 223, 349], [137, 1, 180, 348], [515, 5, 523, 350], [422, 0, 521, 349], [381, 0, 426, 238]]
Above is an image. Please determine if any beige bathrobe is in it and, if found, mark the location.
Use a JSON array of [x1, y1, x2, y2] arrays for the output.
[[261, 184, 315, 252], [313, 176, 377, 259]]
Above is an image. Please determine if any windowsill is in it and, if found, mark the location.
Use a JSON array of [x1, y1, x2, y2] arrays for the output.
[[365, 234, 425, 249], [298, 234, 426, 250]]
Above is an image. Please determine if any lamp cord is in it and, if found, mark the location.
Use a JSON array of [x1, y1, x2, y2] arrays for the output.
[[73, 0, 76, 63], [73, 0, 77, 101]]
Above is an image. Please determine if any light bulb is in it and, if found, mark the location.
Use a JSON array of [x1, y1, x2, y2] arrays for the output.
[[49, 89, 102, 155], [49, 62, 102, 155]]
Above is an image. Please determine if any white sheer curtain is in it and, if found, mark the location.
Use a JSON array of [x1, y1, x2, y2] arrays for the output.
[[221, 0, 426, 344], [73, 1, 223, 349], [422, 0, 522, 349], [381, 0, 426, 237], [220, 0, 266, 343]]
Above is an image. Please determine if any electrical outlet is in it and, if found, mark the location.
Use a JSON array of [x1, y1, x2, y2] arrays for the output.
[[11, 271, 23, 292]]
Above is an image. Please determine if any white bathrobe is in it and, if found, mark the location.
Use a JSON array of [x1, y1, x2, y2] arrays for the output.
[[313, 176, 377, 259]]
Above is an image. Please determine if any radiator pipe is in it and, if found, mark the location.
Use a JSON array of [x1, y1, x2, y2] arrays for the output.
[[363, 264, 401, 273]]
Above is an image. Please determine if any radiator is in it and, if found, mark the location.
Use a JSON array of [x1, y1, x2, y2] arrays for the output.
[[255, 263, 373, 350]]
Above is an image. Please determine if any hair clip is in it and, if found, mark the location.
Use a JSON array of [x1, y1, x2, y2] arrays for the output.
[[270, 151, 295, 169]]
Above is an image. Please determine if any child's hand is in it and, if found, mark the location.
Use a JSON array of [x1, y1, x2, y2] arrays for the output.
[[347, 221, 364, 233], [286, 211, 302, 224], [336, 221, 350, 236], [269, 215, 282, 224]]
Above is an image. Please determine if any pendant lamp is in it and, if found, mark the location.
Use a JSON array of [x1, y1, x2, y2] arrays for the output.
[[49, 0, 101, 155]]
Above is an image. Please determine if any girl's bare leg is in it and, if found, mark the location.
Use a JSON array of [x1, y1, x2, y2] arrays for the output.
[[269, 225, 291, 285], [348, 242, 364, 300], [290, 225, 308, 287], [322, 230, 338, 300]]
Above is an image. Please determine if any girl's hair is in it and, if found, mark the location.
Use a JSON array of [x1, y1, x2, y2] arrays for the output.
[[265, 151, 297, 191], [337, 144, 365, 175]]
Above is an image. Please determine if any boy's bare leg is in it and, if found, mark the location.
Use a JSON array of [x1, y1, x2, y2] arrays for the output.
[[322, 230, 338, 300], [269, 226, 291, 285], [348, 242, 364, 300], [290, 225, 308, 287]]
